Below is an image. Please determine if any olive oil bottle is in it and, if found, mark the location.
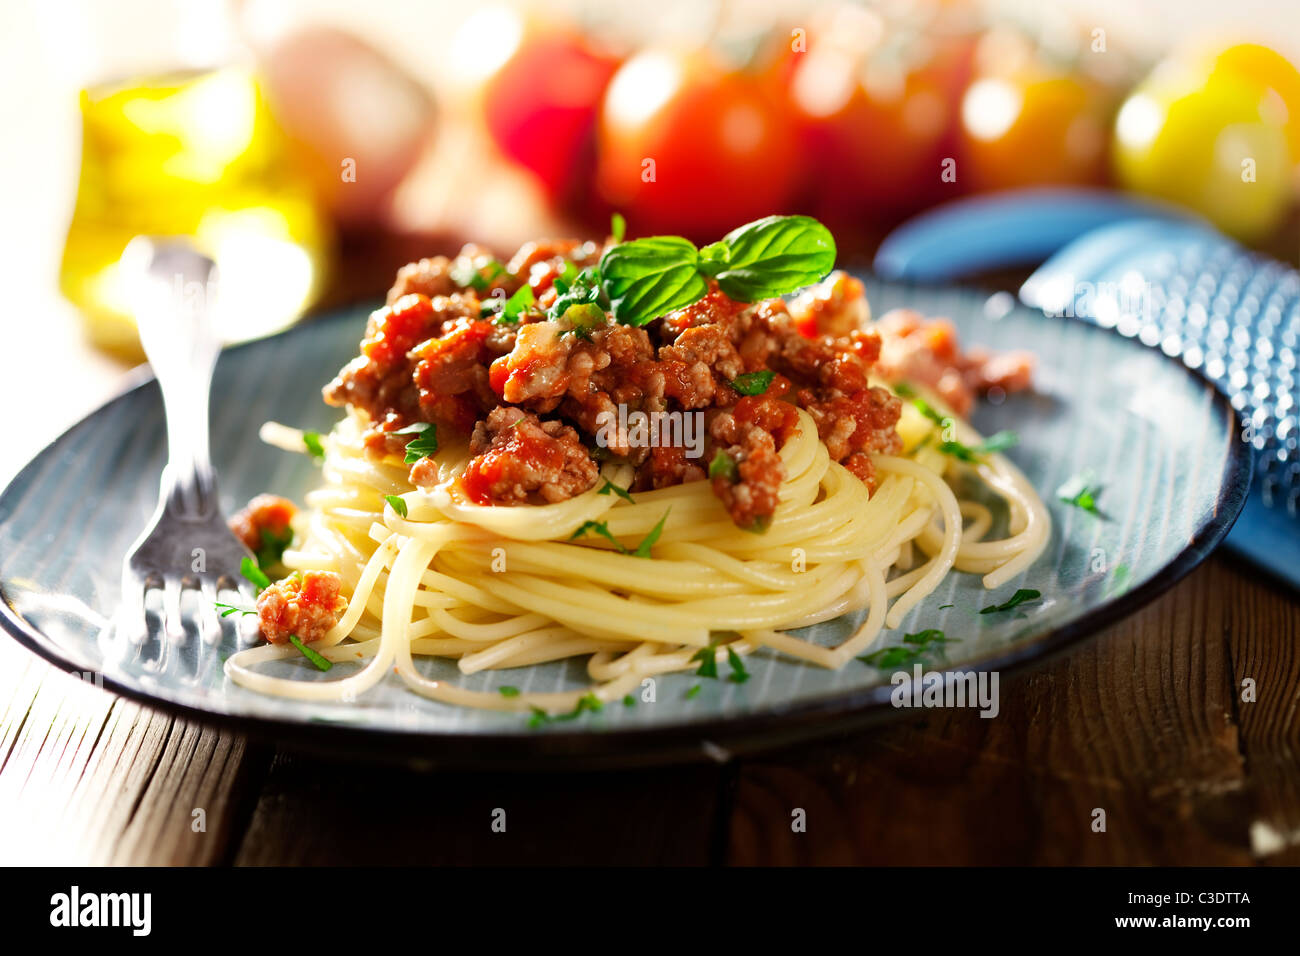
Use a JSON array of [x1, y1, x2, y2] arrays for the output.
[[60, 64, 330, 357]]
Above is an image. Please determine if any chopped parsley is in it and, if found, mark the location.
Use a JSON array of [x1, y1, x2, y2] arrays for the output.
[[901, 388, 1019, 464], [289, 635, 332, 672], [214, 602, 256, 619], [384, 494, 408, 518], [569, 519, 625, 549], [1057, 470, 1102, 514], [623, 694, 635, 707], [634, 508, 670, 557], [938, 430, 1019, 463], [597, 479, 635, 503], [451, 257, 505, 291], [685, 684, 702, 699], [726, 646, 750, 684], [691, 646, 719, 679], [857, 628, 955, 669], [979, 588, 1042, 614], [498, 686, 520, 698], [394, 421, 439, 464], [492, 284, 536, 326], [255, 526, 294, 570], [239, 556, 271, 593], [527, 692, 603, 728], [730, 370, 775, 396], [569, 508, 670, 558], [302, 430, 325, 461], [707, 450, 738, 482]]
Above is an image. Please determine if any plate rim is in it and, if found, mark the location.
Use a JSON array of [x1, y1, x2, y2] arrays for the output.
[[0, 288, 1254, 767]]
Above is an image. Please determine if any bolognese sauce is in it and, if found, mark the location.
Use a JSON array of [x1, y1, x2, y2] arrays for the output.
[[322, 237, 1027, 530]]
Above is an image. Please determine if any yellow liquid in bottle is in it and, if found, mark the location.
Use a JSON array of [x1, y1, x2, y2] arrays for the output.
[[59, 65, 331, 358]]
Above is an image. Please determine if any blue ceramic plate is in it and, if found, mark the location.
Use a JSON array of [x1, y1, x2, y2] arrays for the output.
[[0, 281, 1250, 767]]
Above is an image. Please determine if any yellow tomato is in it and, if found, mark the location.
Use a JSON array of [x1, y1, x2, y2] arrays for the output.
[[1112, 61, 1290, 241], [1196, 42, 1300, 167]]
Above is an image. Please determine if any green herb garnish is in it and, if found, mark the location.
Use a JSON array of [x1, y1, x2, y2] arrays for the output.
[[691, 646, 719, 679], [498, 686, 520, 698], [979, 589, 1042, 614], [634, 509, 670, 558], [384, 494, 408, 518], [1057, 471, 1102, 514], [857, 628, 955, 669], [597, 479, 635, 503], [708, 450, 739, 482], [255, 526, 294, 570], [289, 635, 332, 672], [214, 602, 256, 619], [494, 284, 536, 326], [623, 694, 635, 707], [526, 692, 603, 728], [685, 684, 702, 699], [239, 556, 271, 593], [569, 519, 625, 550], [726, 646, 750, 683], [730, 370, 775, 396], [598, 215, 837, 326], [303, 430, 325, 461], [939, 430, 1020, 463], [570, 508, 670, 558], [451, 258, 505, 292], [394, 421, 439, 464]]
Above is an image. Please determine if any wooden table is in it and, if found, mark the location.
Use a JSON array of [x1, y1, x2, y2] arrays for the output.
[[2, 553, 1295, 866]]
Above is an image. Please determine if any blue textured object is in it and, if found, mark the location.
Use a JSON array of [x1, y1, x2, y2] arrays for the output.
[[873, 188, 1194, 281], [876, 189, 1297, 590], [1023, 220, 1299, 590]]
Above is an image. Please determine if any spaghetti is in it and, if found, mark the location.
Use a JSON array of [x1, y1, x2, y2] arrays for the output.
[[227, 396, 1050, 714]]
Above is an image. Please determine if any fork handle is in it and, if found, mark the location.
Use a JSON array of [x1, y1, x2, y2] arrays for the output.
[[130, 241, 222, 519]]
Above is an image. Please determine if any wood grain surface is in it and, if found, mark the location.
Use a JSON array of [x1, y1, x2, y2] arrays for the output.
[[2, 554, 1295, 866]]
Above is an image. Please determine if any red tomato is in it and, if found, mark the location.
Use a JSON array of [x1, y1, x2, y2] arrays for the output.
[[478, 19, 620, 203], [595, 48, 802, 238], [787, 30, 974, 219]]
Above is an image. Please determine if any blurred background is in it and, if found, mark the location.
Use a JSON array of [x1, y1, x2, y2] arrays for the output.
[[3, 0, 1299, 481]]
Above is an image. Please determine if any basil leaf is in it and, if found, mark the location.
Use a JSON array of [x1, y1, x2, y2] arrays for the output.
[[599, 236, 708, 327], [707, 215, 837, 301]]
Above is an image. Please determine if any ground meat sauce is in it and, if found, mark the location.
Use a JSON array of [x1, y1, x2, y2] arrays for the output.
[[323, 237, 1027, 530], [256, 570, 347, 645], [228, 494, 297, 553], [874, 308, 1034, 417]]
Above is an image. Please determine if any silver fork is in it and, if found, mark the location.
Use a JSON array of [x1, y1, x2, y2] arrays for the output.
[[118, 237, 256, 647]]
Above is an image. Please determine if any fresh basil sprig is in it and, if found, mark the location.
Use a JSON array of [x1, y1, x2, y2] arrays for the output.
[[589, 215, 837, 327], [697, 215, 838, 301]]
